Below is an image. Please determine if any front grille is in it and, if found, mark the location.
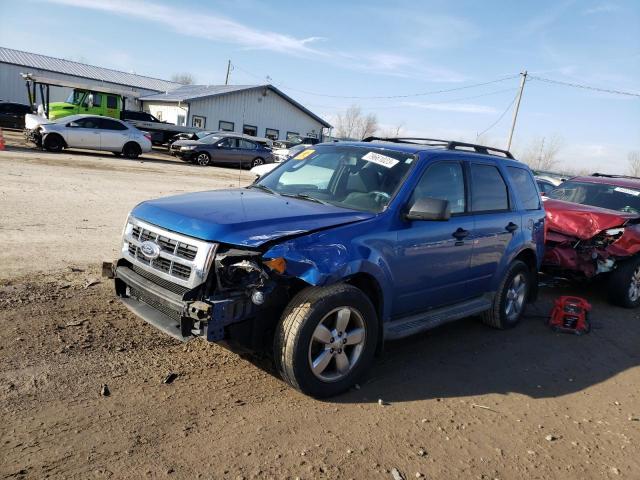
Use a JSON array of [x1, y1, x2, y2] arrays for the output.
[[122, 217, 217, 290], [130, 286, 182, 322], [132, 265, 189, 295]]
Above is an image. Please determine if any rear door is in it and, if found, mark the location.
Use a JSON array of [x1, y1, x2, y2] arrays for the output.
[[64, 117, 101, 148], [466, 162, 521, 296], [98, 118, 130, 151], [238, 139, 259, 167]]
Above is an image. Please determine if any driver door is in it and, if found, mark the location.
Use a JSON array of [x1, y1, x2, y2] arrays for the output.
[[214, 137, 240, 164], [389, 160, 475, 317]]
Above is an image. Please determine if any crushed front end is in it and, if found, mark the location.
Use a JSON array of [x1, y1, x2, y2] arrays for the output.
[[112, 217, 287, 348]]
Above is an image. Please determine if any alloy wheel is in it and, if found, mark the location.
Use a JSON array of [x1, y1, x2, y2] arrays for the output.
[[197, 153, 210, 166], [308, 307, 366, 382], [505, 272, 527, 321], [628, 266, 640, 303]]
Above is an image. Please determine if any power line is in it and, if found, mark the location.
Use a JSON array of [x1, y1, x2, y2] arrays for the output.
[[476, 90, 520, 138], [529, 75, 640, 98], [233, 63, 520, 99]]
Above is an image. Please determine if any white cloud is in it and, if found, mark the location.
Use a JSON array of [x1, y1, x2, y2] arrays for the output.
[[42, 0, 325, 55], [583, 3, 621, 15], [401, 102, 498, 114]]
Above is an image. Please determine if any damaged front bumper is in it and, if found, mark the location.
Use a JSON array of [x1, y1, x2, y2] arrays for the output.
[[114, 263, 258, 342]]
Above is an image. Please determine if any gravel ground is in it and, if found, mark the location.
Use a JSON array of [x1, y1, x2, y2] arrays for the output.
[[0, 132, 638, 479]]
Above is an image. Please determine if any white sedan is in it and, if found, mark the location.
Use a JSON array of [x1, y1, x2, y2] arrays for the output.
[[25, 114, 152, 159]]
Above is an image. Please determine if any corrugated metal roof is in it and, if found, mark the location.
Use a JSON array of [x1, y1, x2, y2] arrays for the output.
[[0, 46, 180, 92], [141, 84, 331, 128]]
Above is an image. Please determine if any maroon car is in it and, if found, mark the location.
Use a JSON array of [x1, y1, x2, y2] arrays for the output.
[[542, 174, 640, 308]]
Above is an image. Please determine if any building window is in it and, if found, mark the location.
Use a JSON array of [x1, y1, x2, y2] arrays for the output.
[[155, 111, 163, 121], [286, 131, 300, 140], [106, 95, 118, 109], [265, 128, 279, 140], [219, 120, 234, 132], [192, 115, 206, 128], [306, 132, 317, 138], [177, 114, 186, 126], [243, 124, 257, 136]]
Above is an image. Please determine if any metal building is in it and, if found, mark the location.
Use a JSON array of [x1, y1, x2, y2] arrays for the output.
[[140, 84, 331, 141], [0, 46, 179, 109]]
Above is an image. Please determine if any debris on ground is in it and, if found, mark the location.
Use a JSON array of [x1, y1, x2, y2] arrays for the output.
[[100, 384, 110, 397], [162, 372, 179, 384], [391, 467, 405, 480]]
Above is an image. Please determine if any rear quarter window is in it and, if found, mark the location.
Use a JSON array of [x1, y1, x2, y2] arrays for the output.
[[507, 166, 541, 210]]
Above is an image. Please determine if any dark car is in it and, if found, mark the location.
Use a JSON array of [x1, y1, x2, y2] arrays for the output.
[[111, 138, 545, 397], [0, 102, 32, 129], [168, 130, 219, 145], [121, 110, 163, 123], [171, 133, 274, 167]]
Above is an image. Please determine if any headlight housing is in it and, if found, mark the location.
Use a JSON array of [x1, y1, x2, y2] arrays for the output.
[[181, 145, 197, 151]]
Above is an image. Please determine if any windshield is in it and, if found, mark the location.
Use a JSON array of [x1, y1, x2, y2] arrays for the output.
[[199, 134, 222, 144], [255, 144, 415, 213], [65, 90, 85, 105], [548, 180, 640, 214], [196, 131, 215, 139]]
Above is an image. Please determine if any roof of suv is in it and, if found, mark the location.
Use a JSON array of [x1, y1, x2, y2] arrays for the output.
[[571, 174, 640, 189]]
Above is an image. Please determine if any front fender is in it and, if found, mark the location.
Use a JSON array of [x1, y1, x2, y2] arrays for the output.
[[263, 220, 395, 321]]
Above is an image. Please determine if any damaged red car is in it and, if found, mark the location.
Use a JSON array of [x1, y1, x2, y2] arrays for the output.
[[542, 174, 640, 308]]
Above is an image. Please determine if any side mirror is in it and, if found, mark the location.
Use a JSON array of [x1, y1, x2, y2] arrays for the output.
[[405, 197, 451, 221]]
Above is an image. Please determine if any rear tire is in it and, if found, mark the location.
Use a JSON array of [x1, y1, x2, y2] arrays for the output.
[[481, 260, 530, 329], [122, 142, 141, 159], [608, 256, 640, 308], [43, 134, 64, 152], [251, 157, 265, 168], [195, 152, 211, 166], [274, 284, 378, 398]]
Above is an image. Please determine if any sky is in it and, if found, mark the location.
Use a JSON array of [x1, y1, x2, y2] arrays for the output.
[[1, 0, 638, 173]]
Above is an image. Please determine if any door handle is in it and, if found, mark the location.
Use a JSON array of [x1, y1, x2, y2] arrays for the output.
[[506, 222, 519, 233], [452, 228, 469, 241]]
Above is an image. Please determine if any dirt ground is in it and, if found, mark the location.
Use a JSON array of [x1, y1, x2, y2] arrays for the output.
[[1, 132, 639, 479]]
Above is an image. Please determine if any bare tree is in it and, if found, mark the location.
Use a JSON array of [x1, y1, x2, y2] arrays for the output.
[[334, 105, 379, 140], [628, 151, 640, 177], [171, 73, 195, 85], [379, 123, 405, 138], [518, 135, 564, 171]]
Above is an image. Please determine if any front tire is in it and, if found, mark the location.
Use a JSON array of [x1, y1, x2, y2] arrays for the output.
[[274, 284, 378, 398], [43, 134, 64, 152], [481, 260, 530, 329], [195, 152, 211, 166], [608, 256, 640, 308]]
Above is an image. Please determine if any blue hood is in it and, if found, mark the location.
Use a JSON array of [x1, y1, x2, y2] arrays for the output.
[[131, 189, 375, 247]]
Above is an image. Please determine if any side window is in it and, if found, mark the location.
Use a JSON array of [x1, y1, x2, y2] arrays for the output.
[[76, 117, 100, 129], [91, 92, 102, 107], [217, 137, 237, 148], [507, 166, 541, 210], [100, 118, 128, 131], [106, 95, 118, 109], [470, 164, 509, 212], [412, 162, 466, 214], [239, 139, 257, 149]]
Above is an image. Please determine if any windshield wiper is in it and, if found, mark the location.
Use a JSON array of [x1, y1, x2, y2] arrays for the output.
[[281, 192, 330, 205], [249, 184, 276, 195]]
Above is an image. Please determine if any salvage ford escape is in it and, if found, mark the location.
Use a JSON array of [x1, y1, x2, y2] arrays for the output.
[[110, 138, 545, 397]]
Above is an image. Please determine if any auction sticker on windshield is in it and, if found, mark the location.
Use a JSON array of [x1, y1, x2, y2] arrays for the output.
[[294, 149, 315, 160], [362, 151, 399, 168], [614, 186, 640, 196]]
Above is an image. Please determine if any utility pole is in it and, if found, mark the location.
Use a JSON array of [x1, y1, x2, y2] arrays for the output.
[[506, 70, 527, 151], [225, 60, 232, 85]]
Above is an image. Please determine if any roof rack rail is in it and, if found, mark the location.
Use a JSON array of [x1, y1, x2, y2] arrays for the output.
[[361, 136, 514, 159], [591, 172, 640, 180]]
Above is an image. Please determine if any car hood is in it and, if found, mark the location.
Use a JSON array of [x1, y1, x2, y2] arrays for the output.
[[543, 198, 639, 239], [171, 139, 199, 147], [131, 189, 375, 247]]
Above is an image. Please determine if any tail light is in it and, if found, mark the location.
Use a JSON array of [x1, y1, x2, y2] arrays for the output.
[[144, 133, 152, 142]]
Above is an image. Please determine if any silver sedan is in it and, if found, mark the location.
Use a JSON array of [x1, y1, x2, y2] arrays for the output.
[[26, 114, 152, 159]]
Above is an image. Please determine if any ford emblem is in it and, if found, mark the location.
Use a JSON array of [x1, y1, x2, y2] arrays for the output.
[[140, 240, 161, 260]]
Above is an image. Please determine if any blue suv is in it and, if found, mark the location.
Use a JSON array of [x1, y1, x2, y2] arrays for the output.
[[111, 138, 545, 397]]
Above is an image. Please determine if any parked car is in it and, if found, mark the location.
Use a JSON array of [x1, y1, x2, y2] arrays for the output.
[[542, 173, 640, 307], [251, 144, 309, 179], [535, 176, 560, 196], [109, 138, 545, 397], [25, 114, 152, 159], [168, 130, 220, 145], [0, 101, 32, 129], [170, 132, 274, 167]]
